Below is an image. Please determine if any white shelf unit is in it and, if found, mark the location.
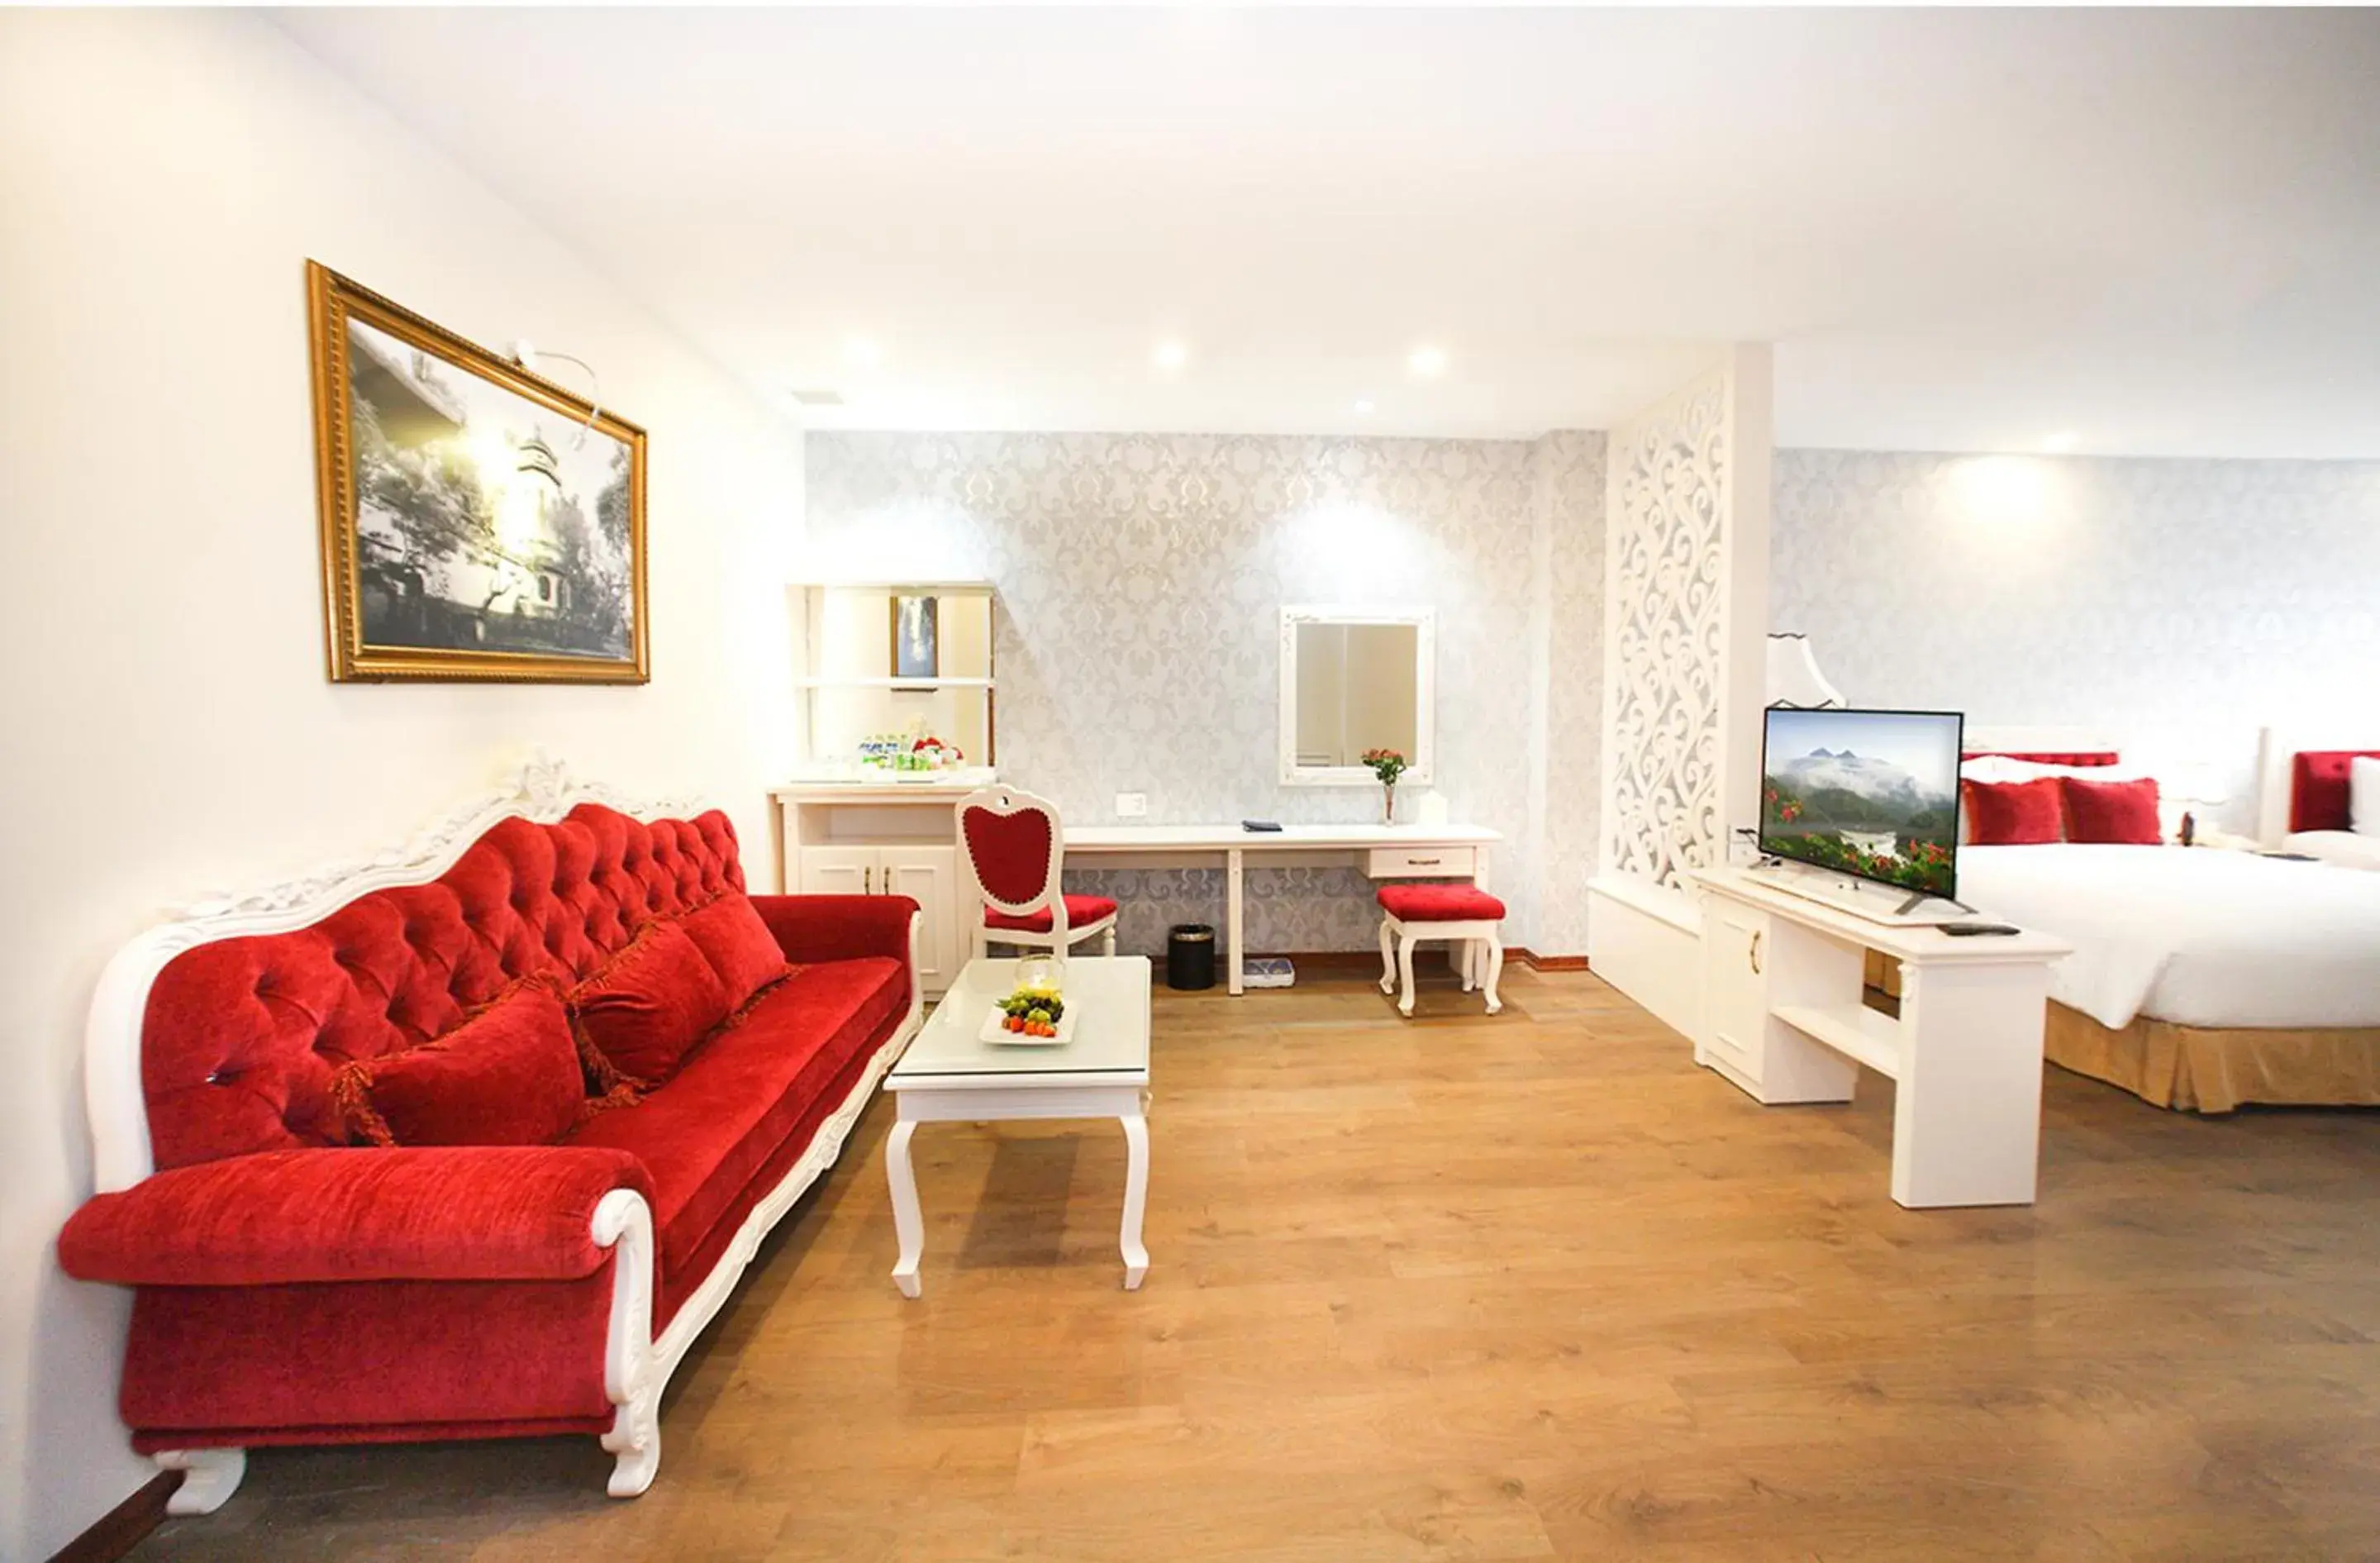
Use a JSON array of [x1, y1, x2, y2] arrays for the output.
[[790, 580, 997, 773], [795, 675, 996, 690]]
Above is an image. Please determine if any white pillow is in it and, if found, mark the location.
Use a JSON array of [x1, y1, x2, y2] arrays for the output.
[[2353, 755, 2380, 838]]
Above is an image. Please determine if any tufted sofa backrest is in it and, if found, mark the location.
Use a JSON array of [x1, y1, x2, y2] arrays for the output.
[[140, 803, 745, 1170]]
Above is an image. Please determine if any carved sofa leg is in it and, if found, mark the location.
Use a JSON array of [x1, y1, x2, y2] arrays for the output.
[[602, 1393, 662, 1499], [591, 1187, 659, 1499], [156, 1447, 245, 1514]]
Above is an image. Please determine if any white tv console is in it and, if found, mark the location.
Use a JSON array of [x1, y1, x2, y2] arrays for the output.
[[1687, 867, 2073, 1208]]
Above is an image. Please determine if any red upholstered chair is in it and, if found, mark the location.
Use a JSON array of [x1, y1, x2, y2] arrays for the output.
[[1376, 883, 1507, 1017], [957, 786, 1117, 965]]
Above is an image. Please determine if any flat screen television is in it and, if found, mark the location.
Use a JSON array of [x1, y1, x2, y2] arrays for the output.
[[1759, 707, 1964, 903]]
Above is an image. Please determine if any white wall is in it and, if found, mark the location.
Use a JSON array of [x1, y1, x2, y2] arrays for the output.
[[1771, 450, 2380, 829], [804, 431, 1606, 958], [0, 12, 801, 1555]]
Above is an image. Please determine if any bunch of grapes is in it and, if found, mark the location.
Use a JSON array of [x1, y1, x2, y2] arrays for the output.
[[999, 986, 1065, 1037]]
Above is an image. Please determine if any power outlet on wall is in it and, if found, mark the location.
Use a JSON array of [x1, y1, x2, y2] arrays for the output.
[[1115, 793, 1148, 818]]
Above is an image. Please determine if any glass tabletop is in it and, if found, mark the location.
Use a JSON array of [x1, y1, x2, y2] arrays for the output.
[[891, 955, 1153, 1081]]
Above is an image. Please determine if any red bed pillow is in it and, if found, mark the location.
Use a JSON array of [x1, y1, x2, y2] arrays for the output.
[[1962, 777, 2065, 846], [570, 920, 733, 1086], [331, 983, 583, 1148], [2062, 774, 2164, 845], [680, 890, 793, 1011]]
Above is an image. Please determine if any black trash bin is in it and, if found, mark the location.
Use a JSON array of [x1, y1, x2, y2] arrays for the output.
[[1167, 924, 1216, 990]]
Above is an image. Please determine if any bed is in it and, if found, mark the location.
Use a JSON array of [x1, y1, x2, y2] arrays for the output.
[[1940, 736, 2380, 1113], [2255, 730, 2380, 871]]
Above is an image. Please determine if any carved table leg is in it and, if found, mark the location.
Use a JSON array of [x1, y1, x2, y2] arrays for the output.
[[886, 1117, 925, 1298], [1119, 1108, 1151, 1289]]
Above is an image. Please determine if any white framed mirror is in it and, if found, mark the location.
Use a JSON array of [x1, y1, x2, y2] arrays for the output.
[[1278, 606, 1436, 786]]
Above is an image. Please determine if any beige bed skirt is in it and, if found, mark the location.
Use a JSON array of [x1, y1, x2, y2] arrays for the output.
[[2044, 1003, 2380, 1113]]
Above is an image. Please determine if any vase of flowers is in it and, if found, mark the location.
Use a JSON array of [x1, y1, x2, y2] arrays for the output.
[[1362, 748, 1408, 825]]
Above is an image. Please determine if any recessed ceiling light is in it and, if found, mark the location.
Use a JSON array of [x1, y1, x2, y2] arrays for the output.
[[787, 388, 845, 408], [2040, 431, 2078, 453], [842, 336, 882, 370], [1153, 341, 1189, 373], [1408, 346, 1447, 379], [1353, 399, 1376, 416]]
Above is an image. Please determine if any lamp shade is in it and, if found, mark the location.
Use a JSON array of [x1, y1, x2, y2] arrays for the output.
[[1767, 634, 1845, 709]]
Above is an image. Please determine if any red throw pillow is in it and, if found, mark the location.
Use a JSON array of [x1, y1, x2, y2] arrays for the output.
[[331, 983, 583, 1148], [570, 921, 732, 1085], [680, 891, 793, 1011], [1963, 778, 2065, 846], [2063, 775, 2164, 845]]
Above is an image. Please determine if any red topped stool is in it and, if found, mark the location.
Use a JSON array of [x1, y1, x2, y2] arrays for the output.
[[1375, 883, 1507, 1017]]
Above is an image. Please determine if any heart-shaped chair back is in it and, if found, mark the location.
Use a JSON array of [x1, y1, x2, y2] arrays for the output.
[[957, 786, 1064, 917]]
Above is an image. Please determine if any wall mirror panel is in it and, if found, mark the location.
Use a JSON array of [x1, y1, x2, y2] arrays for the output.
[[1279, 606, 1435, 785]]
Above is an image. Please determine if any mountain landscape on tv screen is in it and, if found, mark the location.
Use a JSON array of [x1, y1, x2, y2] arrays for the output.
[[1763, 746, 1958, 895]]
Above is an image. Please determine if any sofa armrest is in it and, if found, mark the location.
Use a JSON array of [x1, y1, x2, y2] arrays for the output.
[[59, 1146, 655, 1287], [750, 893, 920, 966]]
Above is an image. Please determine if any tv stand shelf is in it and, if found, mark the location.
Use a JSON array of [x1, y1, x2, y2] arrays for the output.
[[1689, 867, 2073, 1208], [1768, 1003, 1899, 1079]]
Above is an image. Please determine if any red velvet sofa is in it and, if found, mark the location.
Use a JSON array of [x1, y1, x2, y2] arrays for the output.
[[57, 769, 921, 1513]]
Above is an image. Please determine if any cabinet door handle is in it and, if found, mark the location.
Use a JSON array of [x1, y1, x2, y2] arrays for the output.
[[1748, 930, 1763, 975], [864, 865, 873, 895]]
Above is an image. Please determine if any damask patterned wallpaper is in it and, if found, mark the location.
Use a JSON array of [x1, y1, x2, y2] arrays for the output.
[[1532, 431, 1606, 953], [804, 431, 1606, 955], [1771, 450, 2380, 828]]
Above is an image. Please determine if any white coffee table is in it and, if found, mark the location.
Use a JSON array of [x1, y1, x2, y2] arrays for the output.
[[884, 955, 1153, 1296]]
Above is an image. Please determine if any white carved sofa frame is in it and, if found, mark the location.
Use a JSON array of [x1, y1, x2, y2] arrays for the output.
[[76, 758, 923, 1513]]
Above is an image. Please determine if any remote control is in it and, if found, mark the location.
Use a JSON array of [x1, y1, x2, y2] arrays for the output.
[[1241, 819, 1283, 832], [1940, 921, 2021, 936]]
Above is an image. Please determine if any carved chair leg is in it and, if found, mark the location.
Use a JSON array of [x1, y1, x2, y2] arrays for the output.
[[1377, 917, 1397, 994]]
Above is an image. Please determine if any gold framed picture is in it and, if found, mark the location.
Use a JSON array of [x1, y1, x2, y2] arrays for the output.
[[307, 260, 650, 683]]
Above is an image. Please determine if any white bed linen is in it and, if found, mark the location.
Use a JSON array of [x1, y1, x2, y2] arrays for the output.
[[1959, 844, 2380, 1030], [2287, 831, 2380, 873]]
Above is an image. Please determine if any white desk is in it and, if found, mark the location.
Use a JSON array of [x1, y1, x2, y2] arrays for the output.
[[1064, 822, 1501, 995], [1688, 867, 2073, 1208], [774, 782, 1502, 999]]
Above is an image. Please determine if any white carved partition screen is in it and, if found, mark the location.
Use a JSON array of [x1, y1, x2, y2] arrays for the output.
[[1588, 346, 1771, 1035]]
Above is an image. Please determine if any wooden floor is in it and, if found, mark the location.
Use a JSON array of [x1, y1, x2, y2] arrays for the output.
[[136, 968, 2380, 1561]]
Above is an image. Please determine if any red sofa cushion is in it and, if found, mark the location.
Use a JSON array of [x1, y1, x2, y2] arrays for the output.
[[57, 1145, 652, 1286], [1377, 884, 1507, 922], [1962, 778, 2065, 845], [984, 892, 1119, 934], [565, 956, 905, 1298], [569, 921, 732, 1087], [333, 984, 584, 1148], [140, 803, 747, 1172], [680, 891, 793, 1010], [2062, 775, 2164, 845]]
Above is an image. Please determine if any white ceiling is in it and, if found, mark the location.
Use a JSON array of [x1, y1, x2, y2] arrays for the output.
[[271, 7, 2380, 457]]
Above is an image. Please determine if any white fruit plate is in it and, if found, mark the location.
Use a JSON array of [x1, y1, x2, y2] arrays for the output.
[[979, 1005, 1078, 1047]]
